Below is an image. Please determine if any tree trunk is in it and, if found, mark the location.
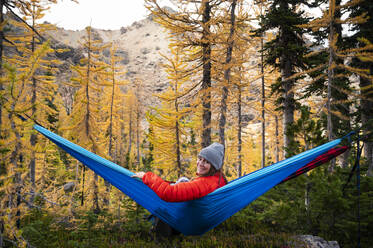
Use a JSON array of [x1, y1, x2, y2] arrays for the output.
[[305, 176, 311, 228], [175, 119, 182, 177], [82, 28, 91, 208], [127, 107, 133, 163], [260, 24, 265, 168], [0, 2, 5, 244], [275, 115, 280, 163], [81, 166, 86, 207], [327, 24, 335, 171], [367, 142, 373, 177], [120, 106, 126, 166], [334, 0, 350, 168], [0, 0, 4, 138], [279, 2, 294, 158], [92, 173, 100, 214], [136, 104, 140, 169], [174, 82, 182, 177], [237, 85, 242, 177], [29, 7, 37, 204], [104, 66, 116, 206], [361, 73, 373, 176], [219, 0, 237, 147], [201, 0, 212, 148], [282, 59, 294, 158], [108, 75, 115, 159], [0, 222, 3, 248], [9, 111, 22, 230], [135, 81, 141, 170], [135, 99, 141, 224], [6, 74, 26, 239], [327, 0, 338, 172]]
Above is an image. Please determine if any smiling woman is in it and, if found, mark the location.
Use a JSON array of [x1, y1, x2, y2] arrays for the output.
[[196, 157, 211, 176], [132, 142, 227, 202]]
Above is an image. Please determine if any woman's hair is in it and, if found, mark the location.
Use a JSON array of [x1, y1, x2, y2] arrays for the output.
[[200, 165, 227, 186], [200, 165, 217, 177]]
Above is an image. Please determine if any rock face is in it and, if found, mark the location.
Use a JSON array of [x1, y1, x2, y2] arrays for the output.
[[290, 235, 340, 248], [46, 16, 171, 112]]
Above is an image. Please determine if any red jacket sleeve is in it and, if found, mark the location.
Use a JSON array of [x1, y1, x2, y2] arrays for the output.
[[142, 172, 223, 202]]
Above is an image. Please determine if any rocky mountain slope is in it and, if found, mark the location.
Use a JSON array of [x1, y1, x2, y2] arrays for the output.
[[42, 15, 259, 131], [46, 16, 171, 112]]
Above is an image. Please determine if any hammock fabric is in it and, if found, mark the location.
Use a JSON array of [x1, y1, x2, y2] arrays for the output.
[[281, 145, 348, 183], [34, 124, 348, 236]]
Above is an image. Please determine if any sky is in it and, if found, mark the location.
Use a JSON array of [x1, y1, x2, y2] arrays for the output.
[[41, 0, 162, 31]]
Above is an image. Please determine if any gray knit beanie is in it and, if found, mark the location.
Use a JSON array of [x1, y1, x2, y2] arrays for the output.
[[198, 143, 225, 170]]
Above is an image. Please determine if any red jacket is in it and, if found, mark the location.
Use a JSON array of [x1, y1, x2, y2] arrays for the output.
[[142, 171, 227, 202]]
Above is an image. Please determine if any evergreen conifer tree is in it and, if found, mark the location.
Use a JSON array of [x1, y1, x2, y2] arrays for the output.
[[346, 0, 373, 176], [297, 0, 369, 170], [254, 0, 314, 157]]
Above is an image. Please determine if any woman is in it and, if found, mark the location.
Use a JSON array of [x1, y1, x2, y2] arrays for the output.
[[132, 142, 227, 202]]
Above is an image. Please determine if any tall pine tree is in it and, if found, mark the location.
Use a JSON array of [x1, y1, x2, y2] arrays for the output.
[[347, 0, 373, 176], [254, 0, 313, 157]]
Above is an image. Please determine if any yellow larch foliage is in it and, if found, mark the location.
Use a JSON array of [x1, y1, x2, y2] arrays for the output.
[[0, 0, 64, 245], [100, 44, 128, 163], [67, 26, 110, 212], [147, 44, 196, 179], [122, 79, 144, 171], [145, 0, 227, 147], [0, 44, 53, 247], [296, 0, 369, 140]]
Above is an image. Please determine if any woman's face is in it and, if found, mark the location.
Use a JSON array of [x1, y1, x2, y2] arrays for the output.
[[197, 157, 211, 176]]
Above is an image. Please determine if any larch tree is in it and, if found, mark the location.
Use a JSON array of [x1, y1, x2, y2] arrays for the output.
[[123, 79, 144, 171], [147, 44, 193, 178], [205, 0, 249, 176], [10, 0, 61, 204], [254, 0, 272, 168], [101, 44, 127, 163], [1, 4, 61, 246], [0, 0, 70, 245], [134, 79, 143, 170], [1, 65, 29, 248], [145, 0, 224, 148], [0, 42, 52, 248], [124, 89, 135, 167], [68, 26, 109, 212], [296, 0, 369, 171], [100, 45, 128, 205], [0, 0, 61, 136], [220, 2, 260, 176], [230, 36, 251, 177], [217, 0, 238, 148], [0, 0, 6, 139]]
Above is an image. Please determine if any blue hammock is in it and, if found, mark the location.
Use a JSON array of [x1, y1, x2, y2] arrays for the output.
[[34, 124, 345, 236]]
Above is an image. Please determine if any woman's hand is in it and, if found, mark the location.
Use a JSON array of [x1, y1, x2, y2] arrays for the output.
[[131, 172, 146, 180]]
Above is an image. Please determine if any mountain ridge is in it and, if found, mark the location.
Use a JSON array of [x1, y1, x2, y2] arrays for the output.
[[46, 16, 171, 112]]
